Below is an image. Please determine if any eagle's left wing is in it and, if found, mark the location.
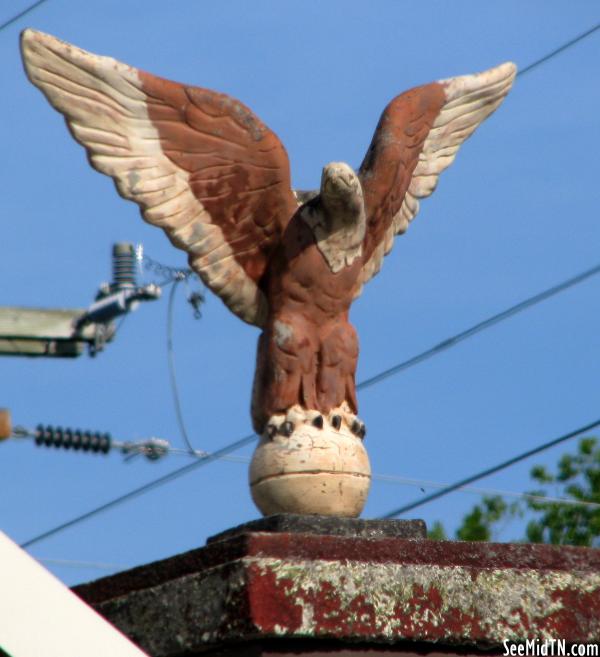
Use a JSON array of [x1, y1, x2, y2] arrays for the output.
[[357, 62, 516, 293]]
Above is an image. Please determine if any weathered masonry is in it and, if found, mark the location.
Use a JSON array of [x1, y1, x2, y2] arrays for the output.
[[73, 516, 600, 656]]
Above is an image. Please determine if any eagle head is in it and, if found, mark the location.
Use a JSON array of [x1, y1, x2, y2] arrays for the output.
[[303, 162, 366, 272], [320, 162, 364, 218]]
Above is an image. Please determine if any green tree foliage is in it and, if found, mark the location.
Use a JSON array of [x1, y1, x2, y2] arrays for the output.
[[427, 521, 448, 540], [455, 496, 514, 542], [431, 438, 600, 546], [524, 438, 600, 546]]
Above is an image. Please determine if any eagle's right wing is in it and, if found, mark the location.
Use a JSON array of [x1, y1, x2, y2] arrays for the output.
[[21, 29, 298, 327]]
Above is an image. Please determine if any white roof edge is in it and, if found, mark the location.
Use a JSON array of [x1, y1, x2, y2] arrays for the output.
[[0, 532, 148, 657]]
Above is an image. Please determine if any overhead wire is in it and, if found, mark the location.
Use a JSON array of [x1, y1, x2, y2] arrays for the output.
[[19, 248, 600, 548], [143, 443, 600, 512], [20, 431, 258, 548], [11, 427, 600, 511], [19, 416, 600, 549], [166, 277, 196, 454], [37, 557, 126, 571], [18, 19, 600, 549], [516, 22, 600, 78], [111, 434, 600, 512], [372, 473, 600, 511], [123, 443, 600, 512], [139, 17, 600, 291], [356, 262, 600, 391], [143, 253, 194, 287], [0, 0, 49, 32], [379, 417, 600, 519], [370, 19, 600, 517]]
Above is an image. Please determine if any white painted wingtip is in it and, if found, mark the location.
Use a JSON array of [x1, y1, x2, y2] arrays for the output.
[[438, 60, 517, 86], [20, 27, 54, 48]]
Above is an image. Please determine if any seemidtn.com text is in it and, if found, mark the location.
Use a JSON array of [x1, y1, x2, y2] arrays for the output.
[[504, 641, 599, 657]]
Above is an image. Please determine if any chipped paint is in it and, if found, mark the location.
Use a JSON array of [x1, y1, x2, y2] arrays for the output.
[[249, 422, 371, 517], [273, 320, 293, 348], [21, 29, 287, 329], [80, 533, 600, 655], [247, 557, 600, 643]]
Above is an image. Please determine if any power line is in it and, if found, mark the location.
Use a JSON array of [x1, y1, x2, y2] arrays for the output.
[[143, 254, 193, 286], [134, 13, 600, 452], [356, 261, 600, 391], [19, 258, 600, 548], [517, 22, 600, 78], [12, 426, 600, 512], [372, 473, 600, 511], [0, 0, 49, 33], [146, 447, 600, 511], [148, 446, 600, 511], [19, 421, 600, 550], [109, 438, 600, 511], [133, 444, 600, 512], [166, 278, 196, 454], [380, 417, 600, 519], [37, 557, 126, 571], [132, 20, 600, 291], [20, 431, 257, 549], [18, 23, 600, 549]]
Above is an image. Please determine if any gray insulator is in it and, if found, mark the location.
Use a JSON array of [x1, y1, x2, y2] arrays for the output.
[[111, 242, 136, 291]]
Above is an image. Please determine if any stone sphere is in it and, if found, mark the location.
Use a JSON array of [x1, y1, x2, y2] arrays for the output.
[[249, 422, 371, 517]]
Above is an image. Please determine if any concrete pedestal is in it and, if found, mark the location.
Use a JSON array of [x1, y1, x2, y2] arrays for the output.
[[74, 516, 600, 656]]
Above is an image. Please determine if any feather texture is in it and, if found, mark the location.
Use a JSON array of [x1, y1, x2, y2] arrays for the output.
[[357, 62, 516, 291], [21, 29, 297, 326]]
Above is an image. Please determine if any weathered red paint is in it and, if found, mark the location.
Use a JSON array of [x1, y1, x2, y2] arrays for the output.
[[75, 532, 600, 605], [138, 69, 449, 432], [359, 83, 446, 263], [139, 69, 297, 293], [546, 587, 600, 635], [74, 531, 600, 654], [242, 531, 600, 571], [248, 564, 303, 634], [23, 31, 516, 452], [245, 562, 600, 643]]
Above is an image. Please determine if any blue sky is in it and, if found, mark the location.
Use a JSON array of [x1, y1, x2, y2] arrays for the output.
[[1, 0, 599, 586]]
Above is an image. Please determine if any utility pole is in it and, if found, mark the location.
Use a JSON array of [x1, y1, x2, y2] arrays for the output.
[[0, 243, 160, 358]]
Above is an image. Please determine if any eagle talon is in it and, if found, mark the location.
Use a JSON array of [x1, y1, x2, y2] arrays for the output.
[[331, 415, 342, 430], [266, 424, 277, 440], [351, 419, 366, 440], [312, 415, 324, 429], [279, 421, 294, 437]]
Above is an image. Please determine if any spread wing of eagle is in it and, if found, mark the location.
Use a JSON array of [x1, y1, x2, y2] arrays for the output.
[[21, 30, 516, 436]]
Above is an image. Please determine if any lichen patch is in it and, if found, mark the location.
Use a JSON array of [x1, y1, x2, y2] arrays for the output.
[[249, 557, 600, 643]]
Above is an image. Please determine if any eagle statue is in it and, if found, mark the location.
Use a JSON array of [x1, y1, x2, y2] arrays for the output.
[[21, 30, 515, 516]]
